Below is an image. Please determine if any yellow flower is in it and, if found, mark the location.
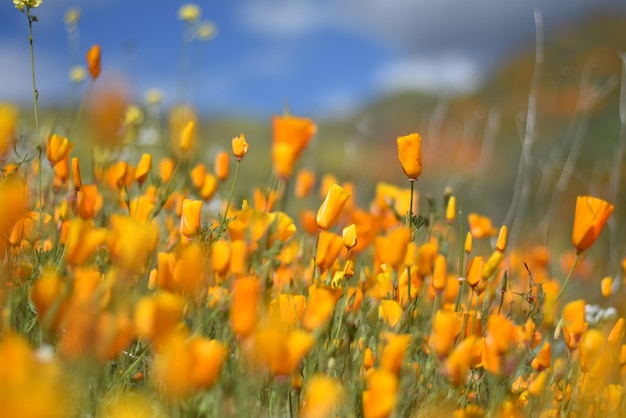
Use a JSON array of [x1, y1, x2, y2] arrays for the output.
[[145, 88, 163, 105], [571, 195, 614, 253], [64, 8, 80, 26], [378, 300, 403, 328], [230, 277, 260, 337], [178, 3, 201, 22], [214, 151, 230, 181], [13, 0, 42, 11], [396, 132, 422, 180], [197, 21, 217, 41], [362, 370, 399, 418], [180, 199, 202, 238], [272, 114, 317, 175], [135, 153, 152, 186], [64, 218, 107, 266], [68, 65, 87, 83], [342, 224, 357, 249], [179, 120, 195, 153], [0, 103, 18, 158], [468, 213, 498, 239], [300, 376, 343, 418], [316, 183, 351, 230], [46, 134, 74, 166], [232, 134, 249, 160], [86, 44, 101, 80], [124, 105, 144, 126]]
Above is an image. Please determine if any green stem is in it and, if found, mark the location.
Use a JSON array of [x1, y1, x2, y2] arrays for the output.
[[68, 79, 94, 137], [554, 252, 580, 303], [407, 179, 415, 303], [218, 159, 241, 236], [26, 7, 43, 242], [454, 209, 465, 312]]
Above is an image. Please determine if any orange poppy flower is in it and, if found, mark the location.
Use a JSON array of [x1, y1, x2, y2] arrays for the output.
[[362, 370, 399, 418], [485, 314, 516, 355], [295, 169, 316, 198], [214, 151, 230, 181], [342, 224, 357, 250], [430, 310, 462, 357], [378, 300, 403, 329], [232, 134, 248, 160], [76, 184, 103, 219], [30, 269, 67, 330], [315, 231, 344, 271], [580, 329, 605, 373], [172, 243, 206, 295], [495, 225, 508, 252], [300, 375, 342, 418], [200, 174, 218, 201], [159, 158, 175, 183], [316, 184, 351, 231], [188, 337, 227, 388], [445, 336, 477, 385], [108, 215, 158, 272], [253, 323, 314, 376], [571, 196, 614, 253], [134, 291, 186, 342], [46, 134, 74, 166], [180, 199, 202, 238], [445, 196, 456, 224], [396, 133, 422, 180], [531, 342, 551, 371], [302, 285, 341, 331], [379, 333, 411, 374], [64, 218, 107, 266], [179, 120, 195, 153], [468, 213, 498, 239], [431, 254, 447, 292], [135, 153, 152, 186], [272, 114, 316, 162], [71, 157, 82, 190], [230, 277, 260, 337], [376, 227, 410, 269], [272, 142, 299, 179], [86, 44, 101, 79]]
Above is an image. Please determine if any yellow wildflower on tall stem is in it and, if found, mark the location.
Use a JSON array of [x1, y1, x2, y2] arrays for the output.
[[397, 132, 422, 308], [556, 196, 614, 302], [218, 134, 247, 236]]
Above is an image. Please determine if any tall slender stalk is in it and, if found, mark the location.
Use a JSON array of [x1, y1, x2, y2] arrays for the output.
[[554, 252, 580, 303], [218, 159, 241, 237], [25, 6, 44, 241]]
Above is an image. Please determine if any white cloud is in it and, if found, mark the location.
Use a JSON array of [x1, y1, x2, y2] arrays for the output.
[[238, 0, 332, 38], [373, 53, 483, 96], [315, 89, 363, 120]]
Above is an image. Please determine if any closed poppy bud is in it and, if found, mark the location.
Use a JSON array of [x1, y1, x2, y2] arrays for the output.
[[572, 196, 614, 253], [180, 199, 202, 238], [159, 158, 175, 183], [46, 134, 74, 166], [199, 174, 218, 201], [342, 224, 357, 250], [601, 276, 613, 298], [608, 318, 625, 345], [396, 133, 422, 180], [295, 169, 316, 198], [230, 277, 259, 337], [432, 254, 447, 292], [86, 44, 101, 79], [527, 371, 548, 397], [212, 239, 230, 276], [135, 153, 152, 186], [430, 310, 462, 357], [190, 163, 206, 190], [482, 251, 504, 280], [445, 196, 456, 224], [495, 225, 508, 252], [466, 256, 484, 288], [214, 151, 229, 181], [179, 120, 195, 153], [232, 134, 248, 160], [531, 342, 551, 371], [71, 157, 82, 190], [460, 234, 471, 258], [316, 184, 351, 230], [562, 299, 586, 336]]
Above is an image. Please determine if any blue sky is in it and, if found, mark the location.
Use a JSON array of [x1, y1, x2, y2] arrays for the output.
[[1, 0, 625, 119]]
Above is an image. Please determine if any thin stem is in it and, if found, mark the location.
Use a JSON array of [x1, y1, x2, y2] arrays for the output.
[[218, 159, 241, 236], [554, 252, 580, 303], [26, 7, 43, 240], [68, 79, 94, 137], [454, 209, 465, 312], [407, 179, 415, 302]]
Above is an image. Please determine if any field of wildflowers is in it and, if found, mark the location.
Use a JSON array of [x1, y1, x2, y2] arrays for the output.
[[2, 1, 626, 417]]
